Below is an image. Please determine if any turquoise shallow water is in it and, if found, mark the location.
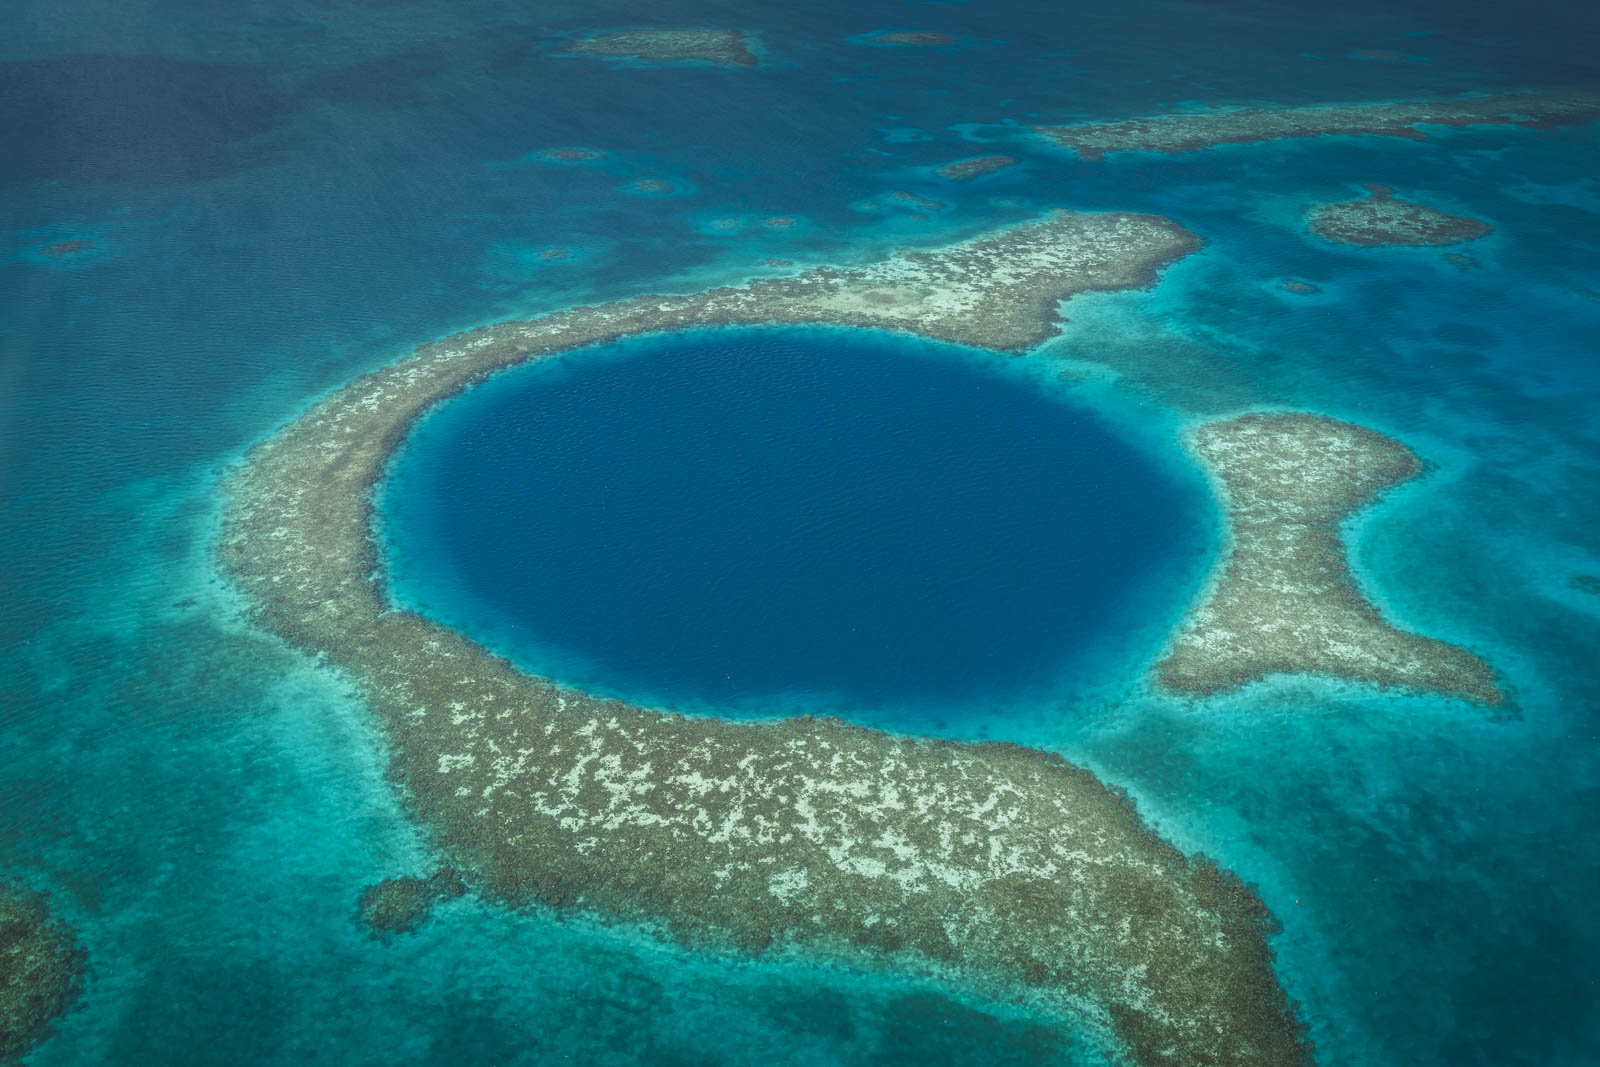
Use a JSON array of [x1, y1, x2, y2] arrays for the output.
[[2, 0, 1599, 1063], [380, 326, 1209, 726]]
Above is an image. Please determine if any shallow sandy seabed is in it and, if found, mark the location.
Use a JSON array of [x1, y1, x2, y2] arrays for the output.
[[0, 881, 85, 1064], [220, 211, 1355, 1064], [1034, 88, 1600, 159]]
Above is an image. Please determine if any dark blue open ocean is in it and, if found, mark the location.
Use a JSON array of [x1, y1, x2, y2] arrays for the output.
[[2, 0, 1597, 1063]]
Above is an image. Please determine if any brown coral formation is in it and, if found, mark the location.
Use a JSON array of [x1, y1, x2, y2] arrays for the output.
[[564, 29, 759, 70], [1034, 88, 1600, 160], [0, 883, 85, 1064], [935, 155, 1019, 181], [37, 240, 93, 259], [1157, 413, 1503, 704], [219, 211, 1318, 1064], [1570, 574, 1600, 596], [1307, 184, 1491, 246], [1278, 279, 1319, 294], [885, 190, 947, 212], [356, 869, 467, 938], [538, 147, 604, 163], [867, 32, 959, 46], [622, 178, 674, 195]]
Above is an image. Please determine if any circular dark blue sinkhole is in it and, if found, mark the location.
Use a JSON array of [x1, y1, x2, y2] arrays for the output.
[[380, 327, 1206, 720]]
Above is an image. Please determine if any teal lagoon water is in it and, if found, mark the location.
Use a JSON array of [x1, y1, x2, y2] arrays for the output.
[[380, 327, 1209, 724]]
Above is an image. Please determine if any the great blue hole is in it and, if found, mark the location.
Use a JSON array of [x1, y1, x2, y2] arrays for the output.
[[380, 327, 1208, 726]]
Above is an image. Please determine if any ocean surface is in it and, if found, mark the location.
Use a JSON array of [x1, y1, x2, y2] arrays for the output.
[[2, 0, 1598, 1064]]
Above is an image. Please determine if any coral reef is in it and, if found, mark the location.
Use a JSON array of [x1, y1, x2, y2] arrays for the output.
[[219, 211, 1317, 1064], [1034, 88, 1600, 160], [564, 29, 759, 70], [1278, 279, 1319, 294], [0, 882, 85, 1064], [37, 240, 94, 259], [538, 147, 605, 163], [935, 156, 1019, 181], [1157, 413, 1503, 704], [867, 32, 960, 46], [1308, 185, 1491, 246], [356, 869, 467, 938]]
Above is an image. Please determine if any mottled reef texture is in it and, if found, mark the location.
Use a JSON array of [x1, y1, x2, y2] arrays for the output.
[[1158, 414, 1502, 704], [867, 31, 960, 46], [1034, 88, 1600, 160], [1307, 184, 1491, 247], [1570, 574, 1600, 597], [220, 211, 1317, 1065], [935, 155, 1019, 181], [563, 29, 758, 69], [356, 869, 467, 939], [0, 883, 84, 1064], [37, 240, 94, 259]]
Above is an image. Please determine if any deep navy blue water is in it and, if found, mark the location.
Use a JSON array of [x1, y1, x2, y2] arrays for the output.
[[383, 328, 1206, 721], [2, 0, 1599, 1064]]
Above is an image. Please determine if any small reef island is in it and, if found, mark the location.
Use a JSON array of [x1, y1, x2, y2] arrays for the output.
[[935, 155, 1019, 181], [1157, 414, 1503, 704], [0, 882, 85, 1064], [561, 29, 759, 69], [1034, 88, 1600, 159], [1307, 184, 1491, 247], [859, 31, 961, 47]]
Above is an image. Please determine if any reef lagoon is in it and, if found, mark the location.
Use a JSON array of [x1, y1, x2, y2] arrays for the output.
[[3, 0, 1599, 1064]]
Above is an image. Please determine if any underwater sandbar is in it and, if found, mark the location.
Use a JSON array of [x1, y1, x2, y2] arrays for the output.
[[221, 211, 1316, 1065]]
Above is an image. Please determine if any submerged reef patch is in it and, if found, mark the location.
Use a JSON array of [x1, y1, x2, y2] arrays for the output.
[[1157, 413, 1502, 704], [356, 869, 467, 939], [562, 29, 759, 70], [1570, 574, 1600, 597], [0, 882, 85, 1064], [1307, 184, 1491, 246], [860, 31, 961, 47], [935, 155, 1019, 181], [1033, 88, 1600, 159], [219, 210, 1318, 1064]]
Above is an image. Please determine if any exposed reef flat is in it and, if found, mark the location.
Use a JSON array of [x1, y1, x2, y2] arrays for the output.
[[935, 155, 1019, 181], [1158, 413, 1502, 704], [0, 883, 85, 1064], [220, 211, 1315, 1065], [1308, 184, 1491, 246], [1034, 88, 1600, 159], [563, 29, 759, 69]]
